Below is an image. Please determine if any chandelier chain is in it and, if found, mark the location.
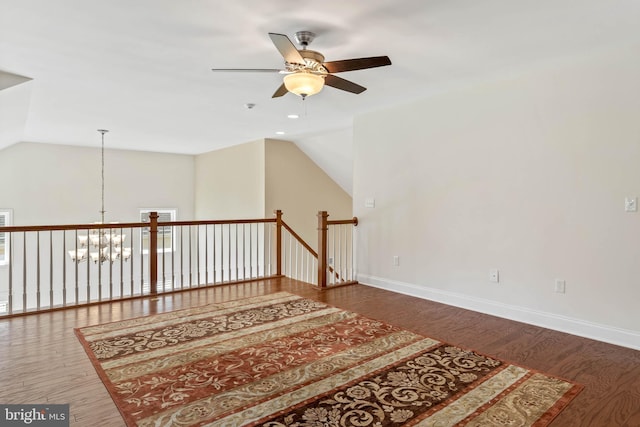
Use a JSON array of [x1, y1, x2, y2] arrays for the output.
[[98, 129, 108, 224]]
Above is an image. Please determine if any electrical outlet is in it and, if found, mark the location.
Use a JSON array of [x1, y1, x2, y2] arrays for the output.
[[555, 279, 566, 294], [393, 256, 400, 266], [328, 257, 334, 265], [489, 269, 499, 283]]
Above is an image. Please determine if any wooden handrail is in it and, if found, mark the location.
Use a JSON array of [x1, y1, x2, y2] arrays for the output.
[[0, 222, 147, 233], [161, 218, 276, 227], [282, 221, 318, 258], [327, 217, 358, 226], [0, 217, 277, 234]]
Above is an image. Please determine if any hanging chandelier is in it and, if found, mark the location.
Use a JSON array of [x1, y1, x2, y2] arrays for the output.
[[68, 129, 131, 264]]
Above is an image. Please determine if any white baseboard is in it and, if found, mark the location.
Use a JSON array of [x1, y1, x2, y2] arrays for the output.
[[358, 274, 640, 351]]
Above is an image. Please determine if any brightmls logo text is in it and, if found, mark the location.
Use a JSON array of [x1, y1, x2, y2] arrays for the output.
[[0, 405, 69, 426], [5, 407, 47, 423]]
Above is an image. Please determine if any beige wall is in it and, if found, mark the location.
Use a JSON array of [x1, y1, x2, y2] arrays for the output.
[[0, 142, 194, 225], [264, 139, 353, 248], [194, 138, 352, 247], [2, 138, 351, 249], [194, 140, 265, 220], [353, 45, 640, 349]]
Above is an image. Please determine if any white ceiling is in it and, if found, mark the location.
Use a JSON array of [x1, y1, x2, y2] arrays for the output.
[[1, 0, 639, 192]]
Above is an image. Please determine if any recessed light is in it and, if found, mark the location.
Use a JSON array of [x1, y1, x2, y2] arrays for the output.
[[276, 131, 285, 135], [287, 114, 299, 119]]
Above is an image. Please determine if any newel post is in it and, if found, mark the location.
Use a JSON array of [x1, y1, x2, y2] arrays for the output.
[[149, 211, 158, 295], [317, 211, 329, 288], [275, 210, 282, 276]]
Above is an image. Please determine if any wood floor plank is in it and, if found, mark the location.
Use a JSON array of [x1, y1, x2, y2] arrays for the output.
[[0, 278, 638, 426]]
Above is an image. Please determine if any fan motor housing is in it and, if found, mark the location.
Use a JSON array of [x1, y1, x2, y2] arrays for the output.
[[298, 49, 326, 73], [299, 49, 324, 64]]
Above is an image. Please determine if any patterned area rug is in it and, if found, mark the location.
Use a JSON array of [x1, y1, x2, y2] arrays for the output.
[[75, 292, 582, 426]]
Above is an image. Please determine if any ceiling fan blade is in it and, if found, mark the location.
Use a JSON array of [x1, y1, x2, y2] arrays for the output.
[[211, 68, 283, 73], [324, 74, 366, 94], [323, 56, 392, 73], [268, 33, 306, 65], [272, 83, 289, 98]]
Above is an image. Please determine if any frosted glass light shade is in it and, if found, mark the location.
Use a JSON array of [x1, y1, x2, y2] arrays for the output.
[[283, 72, 324, 97]]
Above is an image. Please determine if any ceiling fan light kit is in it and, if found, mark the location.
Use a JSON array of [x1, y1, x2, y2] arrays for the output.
[[283, 71, 324, 98], [212, 30, 391, 99]]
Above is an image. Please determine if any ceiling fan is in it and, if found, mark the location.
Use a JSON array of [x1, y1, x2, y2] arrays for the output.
[[211, 31, 392, 99]]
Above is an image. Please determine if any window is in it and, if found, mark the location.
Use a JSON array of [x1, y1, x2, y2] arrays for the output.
[[0, 210, 12, 266], [140, 209, 176, 253]]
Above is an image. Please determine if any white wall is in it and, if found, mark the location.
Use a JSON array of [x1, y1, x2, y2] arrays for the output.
[[0, 142, 195, 225], [353, 45, 640, 349]]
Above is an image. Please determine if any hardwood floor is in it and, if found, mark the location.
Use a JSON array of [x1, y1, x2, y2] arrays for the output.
[[0, 278, 638, 426]]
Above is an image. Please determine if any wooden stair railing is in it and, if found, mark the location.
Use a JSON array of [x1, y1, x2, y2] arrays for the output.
[[317, 211, 359, 288], [0, 209, 358, 317]]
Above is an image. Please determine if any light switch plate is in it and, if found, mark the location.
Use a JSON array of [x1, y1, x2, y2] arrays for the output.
[[625, 197, 637, 212]]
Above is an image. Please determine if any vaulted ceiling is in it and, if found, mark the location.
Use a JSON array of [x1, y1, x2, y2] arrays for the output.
[[1, 1, 639, 192]]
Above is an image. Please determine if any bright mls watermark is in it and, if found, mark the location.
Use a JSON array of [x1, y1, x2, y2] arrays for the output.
[[0, 404, 69, 426]]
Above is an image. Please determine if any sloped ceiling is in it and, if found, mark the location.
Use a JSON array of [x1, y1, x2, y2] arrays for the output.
[[0, 70, 32, 150], [1, 0, 639, 193]]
